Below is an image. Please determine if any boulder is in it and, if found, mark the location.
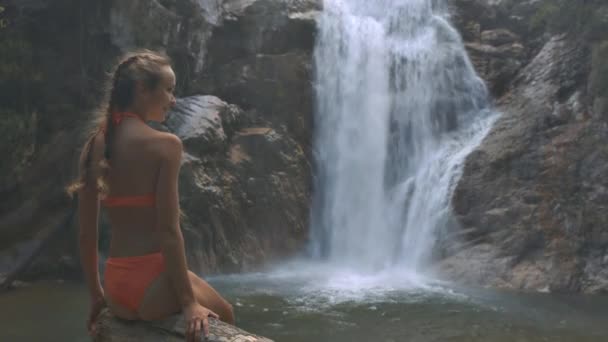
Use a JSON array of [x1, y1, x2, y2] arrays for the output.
[[164, 95, 242, 155], [199, 0, 321, 148], [481, 28, 520, 46], [161, 96, 309, 273]]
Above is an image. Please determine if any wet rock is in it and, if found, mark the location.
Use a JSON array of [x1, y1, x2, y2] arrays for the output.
[[95, 308, 273, 342], [163, 96, 310, 273], [210, 0, 320, 59], [463, 35, 526, 96], [481, 29, 520, 46], [200, 0, 320, 147], [164, 95, 243, 155], [449, 0, 543, 96], [202, 52, 314, 147], [445, 31, 608, 293], [109, 0, 222, 85]]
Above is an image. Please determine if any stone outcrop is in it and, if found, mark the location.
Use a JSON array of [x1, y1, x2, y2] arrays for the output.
[[442, 0, 608, 293], [160, 95, 309, 272], [199, 0, 320, 148], [448, 0, 535, 96]]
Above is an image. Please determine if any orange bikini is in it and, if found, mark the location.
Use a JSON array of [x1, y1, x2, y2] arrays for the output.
[[102, 194, 156, 207], [101, 111, 166, 313], [104, 252, 165, 313]]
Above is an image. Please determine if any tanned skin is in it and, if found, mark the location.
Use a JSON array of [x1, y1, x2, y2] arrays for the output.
[[78, 65, 234, 342]]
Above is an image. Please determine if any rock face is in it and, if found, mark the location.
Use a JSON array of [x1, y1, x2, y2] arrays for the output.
[[162, 95, 309, 272], [448, 0, 534, 97], [442, 0, 608, 293], [0, 0, 319, 280], [199, 0, 320, 148]]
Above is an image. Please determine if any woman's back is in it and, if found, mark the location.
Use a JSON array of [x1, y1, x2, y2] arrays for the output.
[[94, 116, 166, 257]]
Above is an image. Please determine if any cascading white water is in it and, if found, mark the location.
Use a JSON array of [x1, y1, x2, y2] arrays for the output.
[[310, 0, 497, 274]]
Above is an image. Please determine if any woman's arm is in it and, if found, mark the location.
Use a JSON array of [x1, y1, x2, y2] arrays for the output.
[[155, 134, 196, 307], [77, 133, 106, 336], [78, 180, 103, 301], [156, 133, 219, 340], [77, 134, 104, 302]]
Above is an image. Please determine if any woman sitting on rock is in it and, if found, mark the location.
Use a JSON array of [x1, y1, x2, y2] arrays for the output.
[[67, 50, 234, 341]]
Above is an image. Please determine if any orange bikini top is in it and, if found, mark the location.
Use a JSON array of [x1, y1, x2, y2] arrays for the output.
[[100, 111, 156, 208], [102, 194, 156, 207]]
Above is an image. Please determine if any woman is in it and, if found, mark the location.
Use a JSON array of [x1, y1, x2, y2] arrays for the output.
[[66, 50, 234, 342]]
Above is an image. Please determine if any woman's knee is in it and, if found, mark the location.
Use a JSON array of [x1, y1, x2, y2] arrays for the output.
[[207, 292, 235, 324], [223, 302, 235, 325]]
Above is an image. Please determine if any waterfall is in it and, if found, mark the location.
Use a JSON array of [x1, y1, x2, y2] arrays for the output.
[[310, 0, 496, 274]]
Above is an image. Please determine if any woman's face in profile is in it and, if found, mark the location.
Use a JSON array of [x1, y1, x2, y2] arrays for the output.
[[141, 65, 177, 122]]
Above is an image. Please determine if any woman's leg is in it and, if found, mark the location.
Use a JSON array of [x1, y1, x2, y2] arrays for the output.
[[137, 271, 234, 324], [104, 294, 140, 320], [188, 272, 235, 324]]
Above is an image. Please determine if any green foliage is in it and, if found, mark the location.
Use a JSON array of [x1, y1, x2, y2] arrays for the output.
[[530, 0, 608, 40], [0, 31, 46, 114], [0, 35, 43, 82], [0, 109, 36, 179], [530, 1, 608, 99], [529, 2, 560, 33]]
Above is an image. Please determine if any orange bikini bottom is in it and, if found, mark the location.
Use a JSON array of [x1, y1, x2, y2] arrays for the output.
[[104, 252, 166, 312]]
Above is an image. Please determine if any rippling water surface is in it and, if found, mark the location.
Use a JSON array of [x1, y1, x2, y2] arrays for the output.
[[2, 267, 607, 342]]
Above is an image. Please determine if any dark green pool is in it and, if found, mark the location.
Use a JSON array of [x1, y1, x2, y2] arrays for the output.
[[1, 267, 607, 341]]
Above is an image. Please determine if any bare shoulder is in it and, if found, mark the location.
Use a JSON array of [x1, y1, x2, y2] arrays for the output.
[[149, 131, 183, 160]]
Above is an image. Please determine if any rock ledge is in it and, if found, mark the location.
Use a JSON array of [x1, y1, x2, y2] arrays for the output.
[[95, 309, 273, 342]]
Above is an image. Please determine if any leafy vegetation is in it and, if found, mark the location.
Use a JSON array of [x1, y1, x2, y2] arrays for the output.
[[0, 109, 36, 182], [530, 0, 608, 40], [530, 1, 608, 98]]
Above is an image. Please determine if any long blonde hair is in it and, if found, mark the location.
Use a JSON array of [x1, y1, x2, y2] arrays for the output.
[[66, 50, 172, 198]]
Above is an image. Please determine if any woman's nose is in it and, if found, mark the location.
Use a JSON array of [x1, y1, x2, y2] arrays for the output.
[[170, 96, 176, 106]]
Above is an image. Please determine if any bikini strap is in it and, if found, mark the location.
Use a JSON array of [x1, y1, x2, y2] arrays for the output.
[[111, 112, 145, 126], [99, 112, 144, 134]]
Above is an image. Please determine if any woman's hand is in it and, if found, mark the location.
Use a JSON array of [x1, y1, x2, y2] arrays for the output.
[[87, 294, 106, 337], [183, 302, 219, 341]]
